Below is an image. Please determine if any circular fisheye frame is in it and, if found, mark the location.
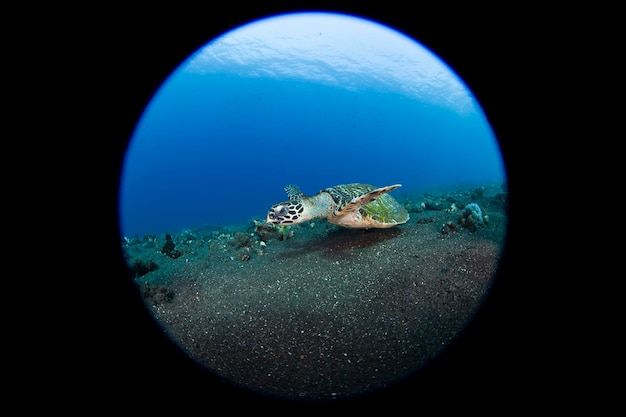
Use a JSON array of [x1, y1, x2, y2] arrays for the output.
[[119, 12, 508, 401]]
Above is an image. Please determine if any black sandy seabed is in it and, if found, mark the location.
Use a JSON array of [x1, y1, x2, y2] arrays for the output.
[[121, 182, 508, 402]]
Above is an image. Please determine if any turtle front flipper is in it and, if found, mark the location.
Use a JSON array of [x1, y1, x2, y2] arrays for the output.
[[285, 184, 304, 203], [334, 184, 402, 217]]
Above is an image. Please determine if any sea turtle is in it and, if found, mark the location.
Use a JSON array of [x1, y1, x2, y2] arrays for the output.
[[266, 183, 410, 229]]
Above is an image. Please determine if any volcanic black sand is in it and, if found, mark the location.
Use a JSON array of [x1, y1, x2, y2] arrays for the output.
[[121, 183, 508, 402]]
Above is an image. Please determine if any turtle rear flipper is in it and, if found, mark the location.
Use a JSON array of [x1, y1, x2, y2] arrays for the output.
[[334, 184, 401, 217]]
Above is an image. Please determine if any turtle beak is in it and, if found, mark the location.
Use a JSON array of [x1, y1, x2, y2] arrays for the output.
[[266, 211, 277, 224], [267, 204, 289, 224]]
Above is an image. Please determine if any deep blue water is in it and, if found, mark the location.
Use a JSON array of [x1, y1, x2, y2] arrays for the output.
[[119, 72, 506, 238]]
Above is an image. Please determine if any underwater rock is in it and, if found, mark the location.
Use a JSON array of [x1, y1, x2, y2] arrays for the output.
[[404, 200, 425, 213], [470, 187, 484, 200], [417, 216, 435, 224], [424, 200, 445, 211], [231, 232, 253, 248], [128, 259, 159, 278]]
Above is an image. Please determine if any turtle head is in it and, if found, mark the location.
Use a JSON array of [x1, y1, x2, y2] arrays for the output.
[[266, 200, 305, 225], [266, 184, 308, 225]]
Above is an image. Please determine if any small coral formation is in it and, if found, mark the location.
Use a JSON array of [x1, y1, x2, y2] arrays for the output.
[[161, 233, 182, 259], [276, 225, 293, 240], [439, 202, 489, 235], [440, 221, 458, 235], [238, 247, 251, 262], [253, 220, 293, 242], [458, 203, 488, 232], [404, 198, 447, 214]]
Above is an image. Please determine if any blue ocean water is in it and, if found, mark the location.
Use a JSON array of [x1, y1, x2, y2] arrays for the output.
[[118, 20, 506, 238]]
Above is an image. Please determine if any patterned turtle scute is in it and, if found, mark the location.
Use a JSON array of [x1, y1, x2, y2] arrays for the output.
[[325, 183, 409, 226], [324, 184, 375, 206]]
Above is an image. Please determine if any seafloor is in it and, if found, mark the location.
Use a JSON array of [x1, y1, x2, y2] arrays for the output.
[[121, 183, 508, 401]]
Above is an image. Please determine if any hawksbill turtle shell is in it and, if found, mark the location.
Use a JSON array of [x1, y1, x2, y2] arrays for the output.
[[266, 183, 410, 229]]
